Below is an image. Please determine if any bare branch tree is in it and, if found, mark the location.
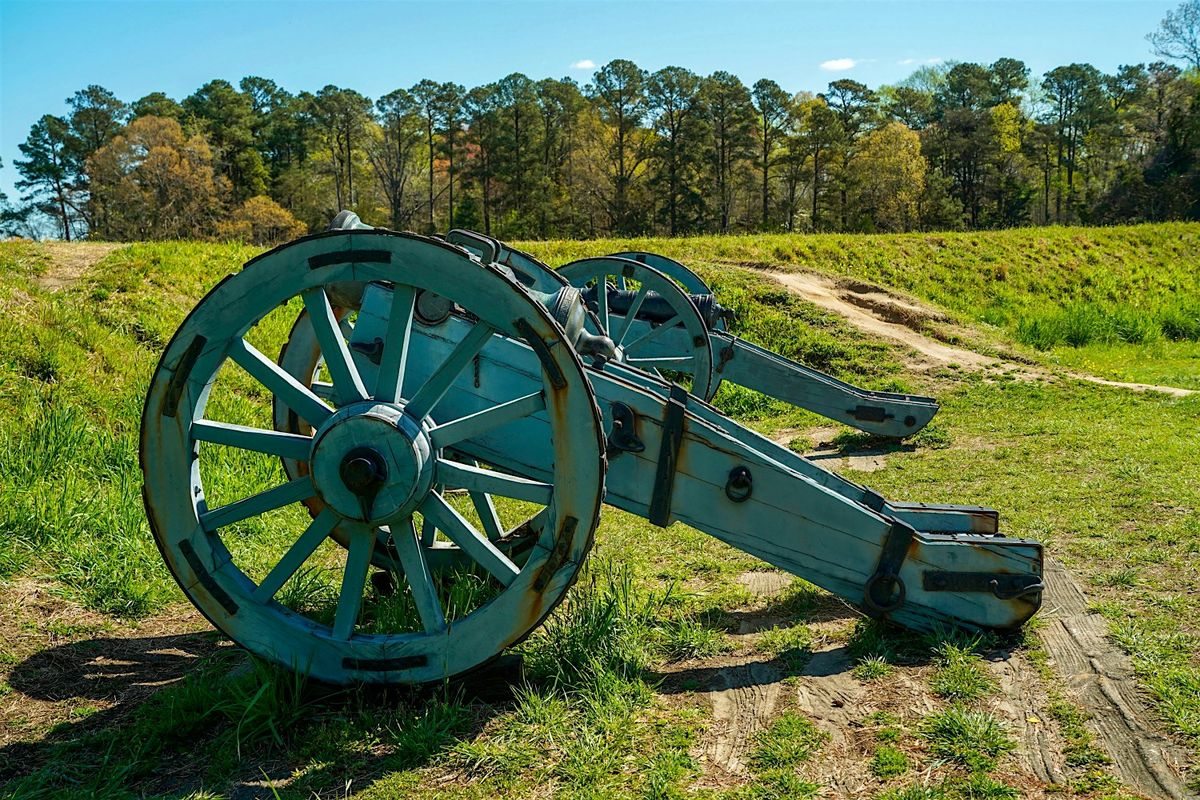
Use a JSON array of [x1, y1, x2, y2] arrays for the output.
[[1148, 0, 1200, 69]]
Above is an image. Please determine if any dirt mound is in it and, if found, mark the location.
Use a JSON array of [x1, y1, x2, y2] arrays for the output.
[[766, 268, 1195, 397], [771, 271, 999, 370]]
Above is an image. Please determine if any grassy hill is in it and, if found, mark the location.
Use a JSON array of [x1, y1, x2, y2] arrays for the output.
[[0, 224, 1197, 798]]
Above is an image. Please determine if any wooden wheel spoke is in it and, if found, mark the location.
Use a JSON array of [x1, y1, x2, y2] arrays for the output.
[[192, 420, 312, 461], [375, 284, 417, 403], [332, 525, 375, 639], [613, 285, 650, 346], [597, 280, 610, 333], [420, 514, 437, 547], [311, 381, 335, 401], [470, 491, 505, 541], [623, 313, 680, 353], [421, 493, 520, 586], [199, 475, 315, 531], [301, 288, 368, 405], [429, 391, 545, 449], [436, 459, 553, 505], [253, 508, 339, 602], [228, 337, 334, 428], [405, 322, 496, 422], [391, 521, 447, 634]]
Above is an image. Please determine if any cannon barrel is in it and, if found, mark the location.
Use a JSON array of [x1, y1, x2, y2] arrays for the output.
[[580, 285, 735, 330]]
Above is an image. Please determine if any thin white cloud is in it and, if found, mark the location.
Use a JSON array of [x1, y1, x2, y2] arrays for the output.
[[819, 58, 857, 72], [571, 59, 596, 70], [899, 57, 944, 66]]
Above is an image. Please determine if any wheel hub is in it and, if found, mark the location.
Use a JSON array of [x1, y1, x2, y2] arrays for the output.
[[309, 402, 435, 523]]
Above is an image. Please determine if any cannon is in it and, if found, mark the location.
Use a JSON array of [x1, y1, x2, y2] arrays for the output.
[[140, 214, 1044, 685]]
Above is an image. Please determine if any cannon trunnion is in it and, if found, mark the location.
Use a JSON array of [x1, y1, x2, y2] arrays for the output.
[[140, 218, 1043, 685]]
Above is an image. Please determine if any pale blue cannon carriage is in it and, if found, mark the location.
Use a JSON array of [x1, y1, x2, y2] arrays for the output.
[[140, 214, 1043, 685]]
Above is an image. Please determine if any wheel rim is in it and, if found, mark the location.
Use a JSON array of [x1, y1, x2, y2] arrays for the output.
[[558, 257, 717, 400], [141, 230, 605, 685]]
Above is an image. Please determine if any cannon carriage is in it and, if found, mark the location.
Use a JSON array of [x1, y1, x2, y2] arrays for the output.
[[140, 214, 1043, 685]]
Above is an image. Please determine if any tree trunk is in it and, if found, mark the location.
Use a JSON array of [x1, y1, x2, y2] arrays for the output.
[[427, 121, 435, 232]]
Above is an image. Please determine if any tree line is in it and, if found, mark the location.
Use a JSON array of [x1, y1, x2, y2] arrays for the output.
[[5, 3, 1200, 243]]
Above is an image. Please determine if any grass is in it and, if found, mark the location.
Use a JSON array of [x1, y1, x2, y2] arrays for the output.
[[1, 224, 1199, 797], [921, 705, 1016, 773]]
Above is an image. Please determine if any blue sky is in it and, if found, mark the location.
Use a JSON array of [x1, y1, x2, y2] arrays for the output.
[[0, 0, 1179, 203]]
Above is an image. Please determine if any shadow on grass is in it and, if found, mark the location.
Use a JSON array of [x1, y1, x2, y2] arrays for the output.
[[0, 634, 520, 795]]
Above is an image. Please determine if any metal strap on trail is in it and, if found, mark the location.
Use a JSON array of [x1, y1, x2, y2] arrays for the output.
[[649, 384, 689, 527], [863, 520, 916, 616]]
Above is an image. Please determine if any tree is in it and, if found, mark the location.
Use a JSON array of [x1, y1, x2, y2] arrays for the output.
[[436, 82, 466, 228], [370, 89, 423, 230], [309, 86, 372, 213], [132, 92, 183, 121], [534, 78, 588, 236], [589, 59, 649, 234], [852, 122, 926, 231], [218, 195, 307, 244], [882, 84, 936, 130], [410, 80, 441, 232], [701, 71, 755, 232], [1149, 0, 1200, 69], [183, 80, 268, 200], [821, 79, 878, 228], [14, 115, 83, 240], [647, 66, 704, 235], [494, 73, 537, 232], [791, 97, 839, 230], [1042, 64, 1106, 221], [87, 116, 229, 240], [464, 84, 501, 234], [990, 58, 1030, 105], [67, 86, 129, 157], [751, 78, 791, 230]]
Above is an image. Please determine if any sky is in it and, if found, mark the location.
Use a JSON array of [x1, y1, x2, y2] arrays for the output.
[[0, 0, 1181, 204]]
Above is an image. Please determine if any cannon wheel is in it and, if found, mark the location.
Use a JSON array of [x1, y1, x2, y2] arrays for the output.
[[558, 257, 718, 401], [141, 229, 605, 685], [606, 251, 724, 332]]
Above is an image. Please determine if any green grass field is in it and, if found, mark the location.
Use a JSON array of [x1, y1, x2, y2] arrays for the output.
[[0, 224, 1197, 799]]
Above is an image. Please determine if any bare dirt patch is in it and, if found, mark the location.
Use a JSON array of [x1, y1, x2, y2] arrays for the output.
[[31, 242, 123, 291]]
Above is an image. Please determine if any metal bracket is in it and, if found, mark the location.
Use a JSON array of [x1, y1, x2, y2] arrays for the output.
[[607, 402, 645, 454], [648, 384, 689, 527], [863, 520, 916, 616], [349, 337, 384, 365], [848, 405, 893, 423], [923, 571, 1045, 600]]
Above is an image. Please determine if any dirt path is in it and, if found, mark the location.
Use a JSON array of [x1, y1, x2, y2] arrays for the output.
[[32, 241, 123, 291], [767, 269, 1195, 398]]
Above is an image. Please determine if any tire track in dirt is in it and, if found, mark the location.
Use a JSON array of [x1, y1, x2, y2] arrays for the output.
[[1038, 559, 1195, 799], [766, 269, 1194, 398]]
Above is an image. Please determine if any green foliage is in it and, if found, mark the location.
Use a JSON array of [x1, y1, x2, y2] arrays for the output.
[[870, 744, 910, 779], [928, 639, 995, 702], [920, 706, 1016, 772]]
